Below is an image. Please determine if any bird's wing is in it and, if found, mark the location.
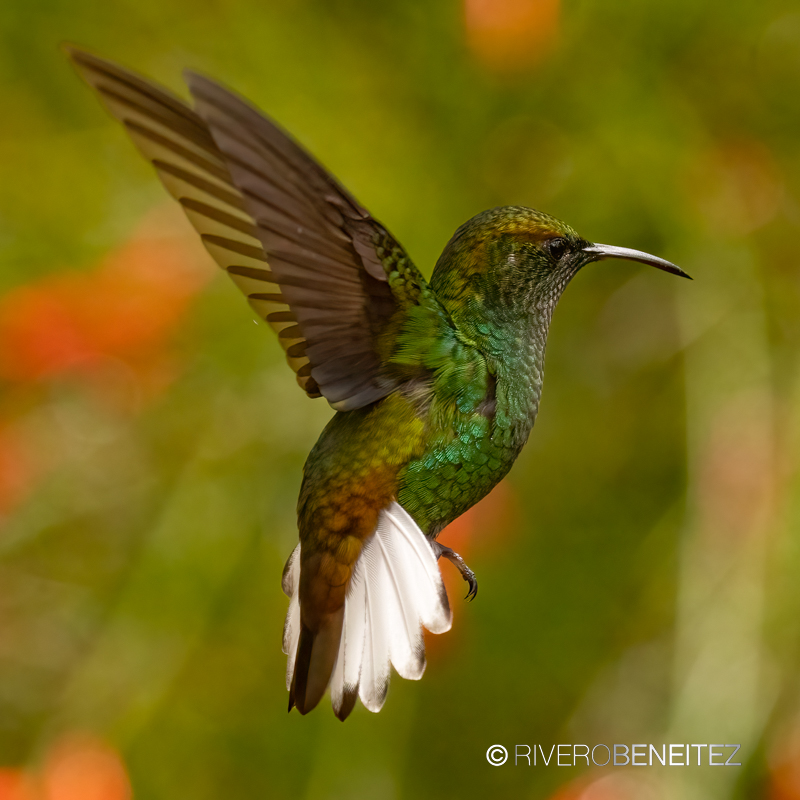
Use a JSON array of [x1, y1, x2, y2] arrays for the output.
[[67, 47, 425, 411]]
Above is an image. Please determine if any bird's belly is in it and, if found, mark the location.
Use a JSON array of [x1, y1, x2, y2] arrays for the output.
[[300, 393, 527, 545], [396, 411, 523, 537]]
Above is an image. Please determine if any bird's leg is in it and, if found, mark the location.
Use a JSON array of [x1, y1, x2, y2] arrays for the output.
[[431, 541, 478, 601]]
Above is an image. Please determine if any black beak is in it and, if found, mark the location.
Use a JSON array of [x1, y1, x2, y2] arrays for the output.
[[583, 243, 692, 280]]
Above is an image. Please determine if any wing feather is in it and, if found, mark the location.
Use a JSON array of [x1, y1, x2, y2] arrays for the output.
[[185, 72, 423, 410], [66, 47, 326, 398], [69, 46, 432, 410]]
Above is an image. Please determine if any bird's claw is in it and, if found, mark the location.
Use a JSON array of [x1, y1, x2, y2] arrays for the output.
[[461, 565, 478, 601], [431, 542, 478, 601]]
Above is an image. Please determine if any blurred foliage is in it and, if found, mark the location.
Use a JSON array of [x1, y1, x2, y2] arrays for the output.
[[2, 0, 800, 798]]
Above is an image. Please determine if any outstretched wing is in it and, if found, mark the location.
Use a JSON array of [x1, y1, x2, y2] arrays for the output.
[[66, 47, 423, 411]]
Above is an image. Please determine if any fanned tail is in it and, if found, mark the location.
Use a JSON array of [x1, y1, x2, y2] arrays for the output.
[[282, 502, 452, 719]]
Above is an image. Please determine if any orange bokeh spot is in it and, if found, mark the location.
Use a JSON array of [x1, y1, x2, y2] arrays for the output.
[[464, 0, 560, 73], [0, 216, 212, 514], [769, 725, 800, 800], [0, 231, 210, 386], [42, 736, 130, 800], [771, 759, 800, 800], [548, 774, 655, 800], [547, 780, 587, 800], [0, 770, 37, 800], [0, 734, 130, 800]]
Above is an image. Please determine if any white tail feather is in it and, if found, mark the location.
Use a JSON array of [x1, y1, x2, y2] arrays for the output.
[[372, 531, 425, 680], [281, 544, 301, 691], [359, 549, 391, 711], [330, 560, 367, 717], [283, 502, 452, 716]]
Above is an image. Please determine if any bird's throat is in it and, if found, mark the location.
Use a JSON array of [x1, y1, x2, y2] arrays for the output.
[[488, 305, 552, 449]]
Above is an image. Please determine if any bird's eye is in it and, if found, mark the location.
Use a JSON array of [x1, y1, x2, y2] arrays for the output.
[[545, 237, 568, 260]]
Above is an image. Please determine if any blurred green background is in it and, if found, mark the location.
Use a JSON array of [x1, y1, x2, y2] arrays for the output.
[[2, 0, 800, 798]]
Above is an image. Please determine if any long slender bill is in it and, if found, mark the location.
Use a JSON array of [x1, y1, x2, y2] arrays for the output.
[[583, 243, 692, 279]]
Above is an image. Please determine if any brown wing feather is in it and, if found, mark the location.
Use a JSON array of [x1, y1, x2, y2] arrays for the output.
[[65, 46, 322, 398], [184, 72, 413, 410], [67, 46, 420, 411]]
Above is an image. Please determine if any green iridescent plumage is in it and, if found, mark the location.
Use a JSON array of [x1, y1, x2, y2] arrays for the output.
[[67, 47, 690, 721]]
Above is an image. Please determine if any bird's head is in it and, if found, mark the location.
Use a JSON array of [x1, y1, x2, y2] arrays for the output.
[[430, 206, 689, 347]]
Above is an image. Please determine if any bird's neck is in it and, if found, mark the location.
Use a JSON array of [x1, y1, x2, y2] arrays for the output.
[[430, 260, 558, 445], [476, 304, 554, 447], [446, 304, 552, 449]]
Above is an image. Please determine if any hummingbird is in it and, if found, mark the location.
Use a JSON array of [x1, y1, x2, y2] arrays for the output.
[[67, 47, 690, 721]]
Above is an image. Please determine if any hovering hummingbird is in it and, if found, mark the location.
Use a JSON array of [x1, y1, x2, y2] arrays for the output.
[[67, 47, 690, 721]]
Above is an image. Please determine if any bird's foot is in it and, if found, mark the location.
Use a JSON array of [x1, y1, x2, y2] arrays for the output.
[[431, 542, 478, 601]]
